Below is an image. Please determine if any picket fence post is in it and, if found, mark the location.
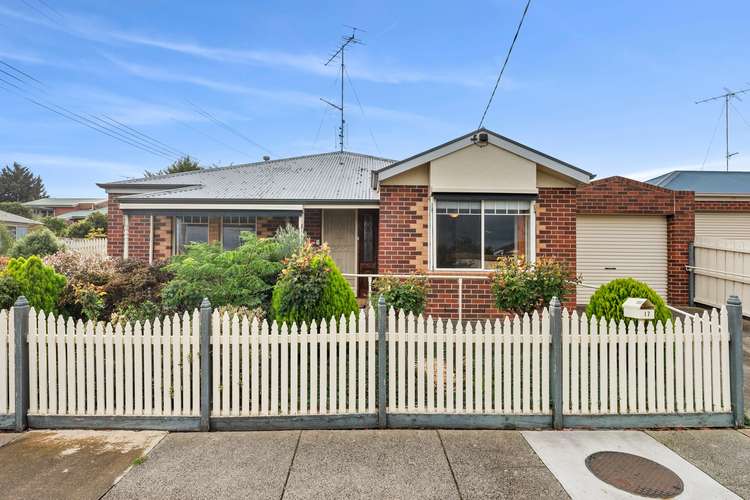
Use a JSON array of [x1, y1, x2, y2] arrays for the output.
[[549, 297, 563, 430], [377, 295, 387, 429], [727, 295, 744, 428], [199, 297, 212, 431], [13, 296, 30, 432]]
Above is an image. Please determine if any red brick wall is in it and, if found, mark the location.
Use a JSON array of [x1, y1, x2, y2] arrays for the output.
[[304, 209, 322, 243], [577, 176, 695, 306], [127, 215, 151, 261], [695, 199, 750, 212], [536, 188, 577, 308], [378, 185, 429, 274], [153, 216, 173, 260], [107, 194, 123, 258], [257, 216, 297, 238]]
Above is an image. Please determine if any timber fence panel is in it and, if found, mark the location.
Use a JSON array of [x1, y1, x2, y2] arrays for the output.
[[0, 309, 13, 417], [694, 238, 750, 316]]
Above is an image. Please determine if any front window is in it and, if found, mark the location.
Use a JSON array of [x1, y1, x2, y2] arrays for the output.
[[222, 216, 256, 250], [434, 199, 531, 270], [175, 216, 209, 253]]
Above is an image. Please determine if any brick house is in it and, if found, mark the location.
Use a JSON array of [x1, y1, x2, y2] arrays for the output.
[[24, 197, 107, 218], [99, 129, 697, 318]]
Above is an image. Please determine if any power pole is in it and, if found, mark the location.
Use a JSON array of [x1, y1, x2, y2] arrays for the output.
[[321, 27, 363, 154], [696, 87, 750, 171]]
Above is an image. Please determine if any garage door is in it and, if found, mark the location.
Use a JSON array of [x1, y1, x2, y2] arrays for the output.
[[576, 215, 668, 304], [695, 212, 750, 240]]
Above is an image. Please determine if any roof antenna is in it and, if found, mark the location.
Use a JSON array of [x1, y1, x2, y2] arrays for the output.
[[696, 86, 750, 171], [321, 26, 364, 162]]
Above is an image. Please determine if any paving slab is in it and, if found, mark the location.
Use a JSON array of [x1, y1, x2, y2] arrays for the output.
[[439, 430, 568, 499], [523, 430, 739, 499], [105, 431, 299, 500], [0, 429, 165, 500], [648, 429, 750, 499], [283, 429, 459, 500], [0, 432, 21, 448]]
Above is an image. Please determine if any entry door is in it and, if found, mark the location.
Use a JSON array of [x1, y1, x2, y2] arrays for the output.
[[576, 215, 668, 304], [322, 209, 357, 291]]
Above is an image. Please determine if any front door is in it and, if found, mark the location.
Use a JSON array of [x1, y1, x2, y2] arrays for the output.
[[357, 209, 378, 297], [322, 209, 357, 292]]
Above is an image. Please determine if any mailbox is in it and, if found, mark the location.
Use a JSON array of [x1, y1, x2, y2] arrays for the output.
[[623, 298, 655, 320]]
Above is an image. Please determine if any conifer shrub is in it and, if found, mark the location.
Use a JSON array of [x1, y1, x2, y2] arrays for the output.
[[586, 277, 671, 324], [4, 255, 66, 313]]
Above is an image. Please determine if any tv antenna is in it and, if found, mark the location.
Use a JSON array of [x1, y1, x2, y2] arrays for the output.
[[696, 86, 750, 171], [321, 27, 364, 154]]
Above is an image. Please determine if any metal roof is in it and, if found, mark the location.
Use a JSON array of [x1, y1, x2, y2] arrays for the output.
[[24, 197, 106, 207], [58, 207, 108, 220], [109, 152, 393, 204], [0, 209, 41, 226], [647, 170, 750, 194]]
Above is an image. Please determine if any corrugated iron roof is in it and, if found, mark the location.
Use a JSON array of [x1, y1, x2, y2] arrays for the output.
[[0, 209, 41, 225], [106, 152, 393, 203], [24, 197, 105, 207], [647, 170, 750, 194]]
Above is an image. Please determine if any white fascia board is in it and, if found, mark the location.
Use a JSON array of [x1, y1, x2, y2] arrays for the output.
[[120, 203, 304, 211], [304, 203, 380, 209], [377, 134, 592, 185]]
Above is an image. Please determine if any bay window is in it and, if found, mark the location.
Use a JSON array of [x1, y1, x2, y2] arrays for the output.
[[222, 215, 256, 250], [434, 198, 532, 270]]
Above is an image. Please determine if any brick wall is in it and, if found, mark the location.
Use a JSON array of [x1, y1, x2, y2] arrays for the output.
[[303, 209, 322, 243], [577, 176, 694, 306], [127, 215, 151, 261], [208, 217, 221, 243], [378, 185, 429, 274], [695, 199, 750, 212], [257, 216, 297, 238], [107, 194, 123, 258], [153, 216, 173, 260], [536, 188, 577, 308]]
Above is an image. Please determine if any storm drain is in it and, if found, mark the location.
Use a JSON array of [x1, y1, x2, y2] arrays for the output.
[[585, 451, 684, 498]]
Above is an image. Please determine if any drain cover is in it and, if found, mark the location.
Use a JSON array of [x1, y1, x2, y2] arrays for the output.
[[585, 451, 684, 498]]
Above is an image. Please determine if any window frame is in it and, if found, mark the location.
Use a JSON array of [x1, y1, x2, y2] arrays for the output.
[[221, 215, 257, 250], [173, 215, 210, 254], [429, 197, 536, 271]]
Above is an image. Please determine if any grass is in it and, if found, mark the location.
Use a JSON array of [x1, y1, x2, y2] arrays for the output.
[[132, 456, 147, 466]]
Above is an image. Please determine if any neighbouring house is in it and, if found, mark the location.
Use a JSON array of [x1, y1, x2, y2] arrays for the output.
[[24, 197, 107, 218], [0, 209, 41, 239], [57, 206, 108, 223], [99, 129, 696, 318], [648, 170, 750, 240]]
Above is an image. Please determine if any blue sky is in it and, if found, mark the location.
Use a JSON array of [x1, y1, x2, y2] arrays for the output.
[[1, 0, 749, 197]]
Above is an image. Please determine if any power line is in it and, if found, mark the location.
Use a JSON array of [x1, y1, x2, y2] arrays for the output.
[[344, 66, 381, 155], [18, 0, 57, 24], [730, 101, 750, 131], [172, 118, 254, 158], [100, 113, 191, 158], [186, 100, 272, 155], [476, 0, 532, 131]]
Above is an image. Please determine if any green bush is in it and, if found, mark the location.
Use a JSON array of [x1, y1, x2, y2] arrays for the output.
[[369, 275, 429, 315], [0, 224, 12, 256], [586, 278, 671, 324], [0, 202, 33, 219], [43, 251, 116, 320], [65, 219, 92, 238], [110, 300, 163, 325], [0, 274, 21, 310], [86, 211, 107, 233], [162, 233, 284, 312], [272, 242, 358, 325], [490, 256, 576, 315], [9, 228, 62, 258], [273, 224, 307, 260], [40, 216, 67, 236], [4, 256, 66, 313], [103, 259, 170, 320]]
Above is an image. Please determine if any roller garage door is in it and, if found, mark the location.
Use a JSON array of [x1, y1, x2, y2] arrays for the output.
[[695, 212, 750, 239], [576, 215, 668, 304]]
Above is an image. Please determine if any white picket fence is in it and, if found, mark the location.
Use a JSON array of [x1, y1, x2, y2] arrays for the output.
[[0, 309, 15, 417], [61, 237, 108, 257], [563, 308, 730, 415], [27, 309, 200, 417]]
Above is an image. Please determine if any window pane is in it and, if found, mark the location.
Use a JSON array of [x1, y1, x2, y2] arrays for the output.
[[436, 212, 481, 269], [176, 216, 209, 253], [222, 226, 254, 250], [484, 214, 528, 265]]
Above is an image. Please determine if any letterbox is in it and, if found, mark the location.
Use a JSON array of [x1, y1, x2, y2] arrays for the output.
[[622, 297, 655, 320]]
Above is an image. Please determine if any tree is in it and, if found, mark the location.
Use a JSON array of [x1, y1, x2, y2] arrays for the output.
[[145, 156, 201, 177], [0, 163, 47, 202], [41, 216, 67, 236], [0, 202, 34, 219]]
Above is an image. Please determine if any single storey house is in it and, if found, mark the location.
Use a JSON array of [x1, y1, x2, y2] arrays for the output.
[[648, 170, 750, 240], [24, 197, 107, 218], [0, 209, 41, 239], [99, 129, 695, 318]]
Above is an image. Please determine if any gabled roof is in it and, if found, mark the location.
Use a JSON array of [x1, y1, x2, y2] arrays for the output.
[[24, 197, 105, 207], [0, 209, 41, 226], [647, 170, 750, 195], [373, 128, 595, 186], [103, 152, 394, 204]]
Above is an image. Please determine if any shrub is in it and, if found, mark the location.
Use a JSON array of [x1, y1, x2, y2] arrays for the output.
[[273, 224, 307, 260], [9, 228, 62, 258], [65, 219, 92, 238], [369, 275, 429, 315], [103, 259, 171, 320], [272, 242, 358, 325], [44, 251, 116, 319], [0, 224, 12, 256], [110, 300, 163, 325], [0, 274, 21, 310], [4, 256, 66, 313], [162, 233, 284, 312], [490, 256, 576, 315], [86, 211, 107, 233], [40, 216, 67, 236], [0, 202, 33, 219], [586, 278, 671, 324]]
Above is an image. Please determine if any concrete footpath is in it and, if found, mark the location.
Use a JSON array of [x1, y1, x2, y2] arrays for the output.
[[1, 428, 749, 499]]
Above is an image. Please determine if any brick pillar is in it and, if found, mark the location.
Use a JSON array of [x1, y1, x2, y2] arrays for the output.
[[153, 216, 173, 260], [127, 215, 151, 262], [378, 185, 429, 274], [536, 187, 577, 308], [303, 209, 322, 243], [667, 192, 695, 306], [107, 194, 124, 258]]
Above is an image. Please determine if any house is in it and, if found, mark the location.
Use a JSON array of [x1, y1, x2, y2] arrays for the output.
[[0, 209, 41, 239], [100, 129, 695, 318], [57, 206, 108, 223], [648, 170, 750, 240], [24, 197, 107, 218]]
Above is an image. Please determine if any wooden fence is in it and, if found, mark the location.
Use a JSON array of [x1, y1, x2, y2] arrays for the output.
[[692, 237, 750, 316], [0, 294, 744, 431], [60, 238, 108, 257]]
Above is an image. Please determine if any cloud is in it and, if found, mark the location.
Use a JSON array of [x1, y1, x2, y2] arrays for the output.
[[1, 152, 145, 178]]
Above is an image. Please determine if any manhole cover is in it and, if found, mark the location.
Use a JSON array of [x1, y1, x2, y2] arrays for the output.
[[585, 451, 684, 498]]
